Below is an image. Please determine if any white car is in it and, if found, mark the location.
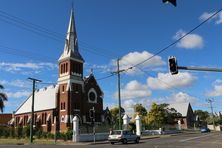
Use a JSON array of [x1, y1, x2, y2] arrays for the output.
[[108, 130, 140, 144]]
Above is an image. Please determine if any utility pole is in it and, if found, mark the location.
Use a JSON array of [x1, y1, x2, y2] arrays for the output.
[[117, 58, 122, 130], [206, 98, 215, 130], [28, 77, 42, 143], [112, 58, 131, 130]]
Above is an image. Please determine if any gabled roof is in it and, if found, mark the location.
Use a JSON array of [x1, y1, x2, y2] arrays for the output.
[[84, 74, 103, 95], [168, 102, 191, 117], [15, 85, 59, 115], [59, 9, 84, 62]]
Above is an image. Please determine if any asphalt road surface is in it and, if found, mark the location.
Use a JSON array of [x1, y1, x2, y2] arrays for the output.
[[0, 132, 222, 148]]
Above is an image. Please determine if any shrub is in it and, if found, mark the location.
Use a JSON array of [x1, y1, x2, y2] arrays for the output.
[[128, 122, 136, 132], [0, 126, 4, 137], [16, 126, 23, 138], [0, 126, 10, 138], [9, 127, 15, 138], [42, 132, 48, 139], [34, 129, 43, 139], [66, 128, 73, 140], [23, 126, 30, 138], [47, 133, 54, 139]]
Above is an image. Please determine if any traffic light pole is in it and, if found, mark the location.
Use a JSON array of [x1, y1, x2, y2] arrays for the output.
[[178, 66, 222, 72], [28, 77, 42, 144], [168, 56, 222, 74]]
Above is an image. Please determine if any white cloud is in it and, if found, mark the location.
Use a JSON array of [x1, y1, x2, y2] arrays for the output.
[[0, 62, 57, 73], [0, 79, 31, 88], [205, 79, 222, 97], [167, 92, 197, 104], [147, 72, 197, 90], [120, 91, 197, 116], [212, 79, 222, 85], [122, 99, 136, 116], [112, 51, 165, 75], [88, 64, 113, 74], [206, 85, 222, 97], [113, 80, 152, 99], [6, 91, 30, 98], [174, 30, 204, 49], [199, 12, 222, 25]]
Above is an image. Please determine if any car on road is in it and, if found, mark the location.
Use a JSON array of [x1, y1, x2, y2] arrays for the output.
[[108, 130, 140, 144], [200, 127, 210, 133]]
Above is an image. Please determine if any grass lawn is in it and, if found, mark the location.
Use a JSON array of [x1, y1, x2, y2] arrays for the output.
[[0, 138, 69, 145]]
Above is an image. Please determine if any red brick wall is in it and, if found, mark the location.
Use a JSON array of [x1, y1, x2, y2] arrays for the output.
[[0, 113, 12, 125], [14, 110, 54, 132]]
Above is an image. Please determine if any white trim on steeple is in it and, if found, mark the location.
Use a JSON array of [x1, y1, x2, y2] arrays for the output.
[[58, 9, 84, 62]]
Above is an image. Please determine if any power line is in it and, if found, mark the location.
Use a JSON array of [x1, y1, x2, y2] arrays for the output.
[[91, 7, 222, 81], [0, 10, 64, 41], [1, 8, 221, 84], [79, 40, 119, 58], [0, 44, 56, 62], [0, 13, 63, 42], [120, 58, 203, 103], [97, 73, 115, 81], [0, 9, 118, 59], [0, 9, 118, 83], [131, 8, 222, 68]]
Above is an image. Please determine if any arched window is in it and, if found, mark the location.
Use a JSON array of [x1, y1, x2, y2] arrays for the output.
[[60, 64, 63, 74], [66, 63, 68, 73]]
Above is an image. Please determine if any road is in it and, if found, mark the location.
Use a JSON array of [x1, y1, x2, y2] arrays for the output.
[[0, 132, 221, 148]]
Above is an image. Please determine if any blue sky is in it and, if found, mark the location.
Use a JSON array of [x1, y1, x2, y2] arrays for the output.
[[0, 0, 222, 115]]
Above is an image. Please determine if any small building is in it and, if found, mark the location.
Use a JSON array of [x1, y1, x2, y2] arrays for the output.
[[0, 113, 12, 126], [169, 102, 195, 129]]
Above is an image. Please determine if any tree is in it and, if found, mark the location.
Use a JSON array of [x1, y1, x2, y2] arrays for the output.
[[145, 103, 181, 129], [110, 106, 125, 129], [134, 104, 147, 125], [134, 104, 147, 116], [206, 112, 222, 125], [0, 84, 8, 113], [194, 110, 209, 122]]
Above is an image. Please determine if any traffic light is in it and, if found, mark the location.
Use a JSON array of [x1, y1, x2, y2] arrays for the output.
[[168, 56, 178, 75], [162, 0, 177, 7]]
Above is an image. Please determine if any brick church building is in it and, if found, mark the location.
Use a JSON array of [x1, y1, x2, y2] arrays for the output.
[[9, 10, 110, 133]]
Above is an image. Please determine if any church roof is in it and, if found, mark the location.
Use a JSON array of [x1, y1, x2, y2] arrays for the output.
[[15, 85, 59, 115], [168, 102, 191, 117], [59, 9, 84, 62], [84, 74, 104, 96]]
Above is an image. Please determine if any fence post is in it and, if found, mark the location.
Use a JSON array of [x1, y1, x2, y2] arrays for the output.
[[178, 120, 181, 130], [135, 115, 141, 136], [122, 114, 129, 130], [73, 116, 79, 142]]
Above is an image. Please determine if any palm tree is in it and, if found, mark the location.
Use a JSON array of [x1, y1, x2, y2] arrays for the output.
[[0, 84, 8, 113]]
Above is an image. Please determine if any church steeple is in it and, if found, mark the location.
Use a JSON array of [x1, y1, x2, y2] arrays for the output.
[[59, 9, 84, 62], [58, 9, 84, 84]]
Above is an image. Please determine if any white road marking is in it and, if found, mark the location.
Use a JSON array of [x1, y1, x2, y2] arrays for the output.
[[180, 134, 214, 142]]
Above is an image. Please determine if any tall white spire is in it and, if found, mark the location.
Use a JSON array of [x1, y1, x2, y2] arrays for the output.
[[59, 9, 84, 62]]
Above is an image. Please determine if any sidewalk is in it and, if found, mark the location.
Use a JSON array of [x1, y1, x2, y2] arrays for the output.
[[63, 135, 166, 145]]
